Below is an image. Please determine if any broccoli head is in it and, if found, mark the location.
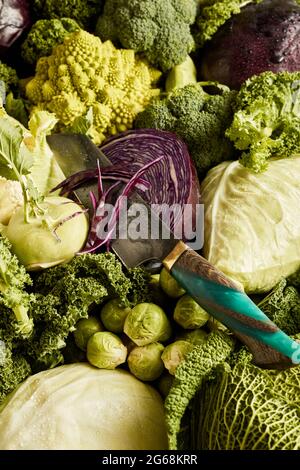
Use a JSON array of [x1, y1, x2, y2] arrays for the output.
[[32, 0, 104, 29], [25, 30, 161, 144], [21, 18, 81, 65], [135, 83, 237, 176], [226, 71, 300, 172], [95, 0, 197, 72]]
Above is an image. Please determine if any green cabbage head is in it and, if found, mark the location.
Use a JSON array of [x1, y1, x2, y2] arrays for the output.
[[0, 363, 168, 450], [202, 155, 300, 293]]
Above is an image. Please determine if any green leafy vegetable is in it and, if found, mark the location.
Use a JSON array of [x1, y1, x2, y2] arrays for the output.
[[0, 249, 150, 403], [135, 83, 237, 175], [259, 277, 300, 336], [0, 364, 168, 450], [194, 0, 261, 48], [164, 331, 234, 449], [191, 361, 300, 449], [202, 155, 300, 293], [0, 235, 33, 338], [32, 0, 104, 29], [0, 61, 19, 94], [226, 71, 300, 172], [21, 18, 81, 65]]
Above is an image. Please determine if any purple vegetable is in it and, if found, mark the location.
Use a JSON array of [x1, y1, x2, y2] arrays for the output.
[[56, 130, 201, 253], [100, 130, 201, 238], [82, 155, 165, 253], [0, 0, 31, 55], [201, 0, 300, 89]]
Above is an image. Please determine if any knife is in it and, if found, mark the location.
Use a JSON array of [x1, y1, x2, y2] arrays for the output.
[[47, 133, 300, 370]]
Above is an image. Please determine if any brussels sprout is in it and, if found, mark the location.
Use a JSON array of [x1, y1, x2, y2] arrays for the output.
[[174, 295, 209, 329], [124, 303, 172, 346], [159, 268, 185, 299], [161, 340, 193, 376], [157, 372, 174, 398], [177, 328, 208, 346], [100, 299, 131, 333], [74, 317, 104, 351], [87, 332, 127, 370], [128, 343, 165, 382], [149, 274, 171, 310], [207, 316, 228, 333]]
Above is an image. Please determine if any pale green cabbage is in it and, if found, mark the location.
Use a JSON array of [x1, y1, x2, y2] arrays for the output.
[[202, 155, 300, 293], [0, 363, 168, 450]]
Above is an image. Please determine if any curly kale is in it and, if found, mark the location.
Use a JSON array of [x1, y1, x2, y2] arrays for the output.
[[193, 0, 262, 48], [135, 83, 237, 176], [95, 0, 197, 72], [226, 71, 300, 172], [0, 249, 150, 403], [32, 0, 104, 29], [21, 18, 80, 65]]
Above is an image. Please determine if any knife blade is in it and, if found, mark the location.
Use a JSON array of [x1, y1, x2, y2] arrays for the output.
[[47, 133, 300, 370]]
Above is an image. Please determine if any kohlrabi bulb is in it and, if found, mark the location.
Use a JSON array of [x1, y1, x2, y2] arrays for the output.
[[161, 340, 193, 376], [5, 196, 89, 270], [100, 299, 131, 333], [174, 294, 209, 329], [128, 343, 165, 382], [159, 268, 185, 298], [74, 317, 103, 351], [87, 332, 127, 370], [124, 303, 172, 346]]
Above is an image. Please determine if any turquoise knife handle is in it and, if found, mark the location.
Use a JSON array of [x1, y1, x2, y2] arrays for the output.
[[165, 243, 300, 370]]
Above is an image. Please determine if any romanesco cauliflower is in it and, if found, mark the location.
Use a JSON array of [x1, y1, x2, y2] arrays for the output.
[[25, 30, 161, 144]]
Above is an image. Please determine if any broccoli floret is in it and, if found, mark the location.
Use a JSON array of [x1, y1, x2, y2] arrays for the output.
[[135, 83, 237, 175], [226, 71, 300, 172], [21, 18, 81, 65], [32, 0, 104, 29], [193, 0, 262, 47], [0, 61, 18, 94], [25, 30, 161, 144], [95, 0, 197, 72]]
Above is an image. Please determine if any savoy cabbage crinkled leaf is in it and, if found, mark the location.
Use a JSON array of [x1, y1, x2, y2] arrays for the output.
[[192, 362, 300, 450]]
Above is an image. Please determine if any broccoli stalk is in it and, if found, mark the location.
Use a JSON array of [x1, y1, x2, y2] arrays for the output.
[[0, 236, 33, 338]]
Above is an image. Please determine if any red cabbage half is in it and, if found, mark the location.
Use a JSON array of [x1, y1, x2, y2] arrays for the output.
[[100, 129, 201, 238]]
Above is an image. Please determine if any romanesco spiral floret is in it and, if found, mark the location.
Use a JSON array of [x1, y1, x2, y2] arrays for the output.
[[26, 30, 161, 144]]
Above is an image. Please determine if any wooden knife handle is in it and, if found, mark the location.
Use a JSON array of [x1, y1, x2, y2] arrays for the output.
[[163, 242, 300, 370]]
